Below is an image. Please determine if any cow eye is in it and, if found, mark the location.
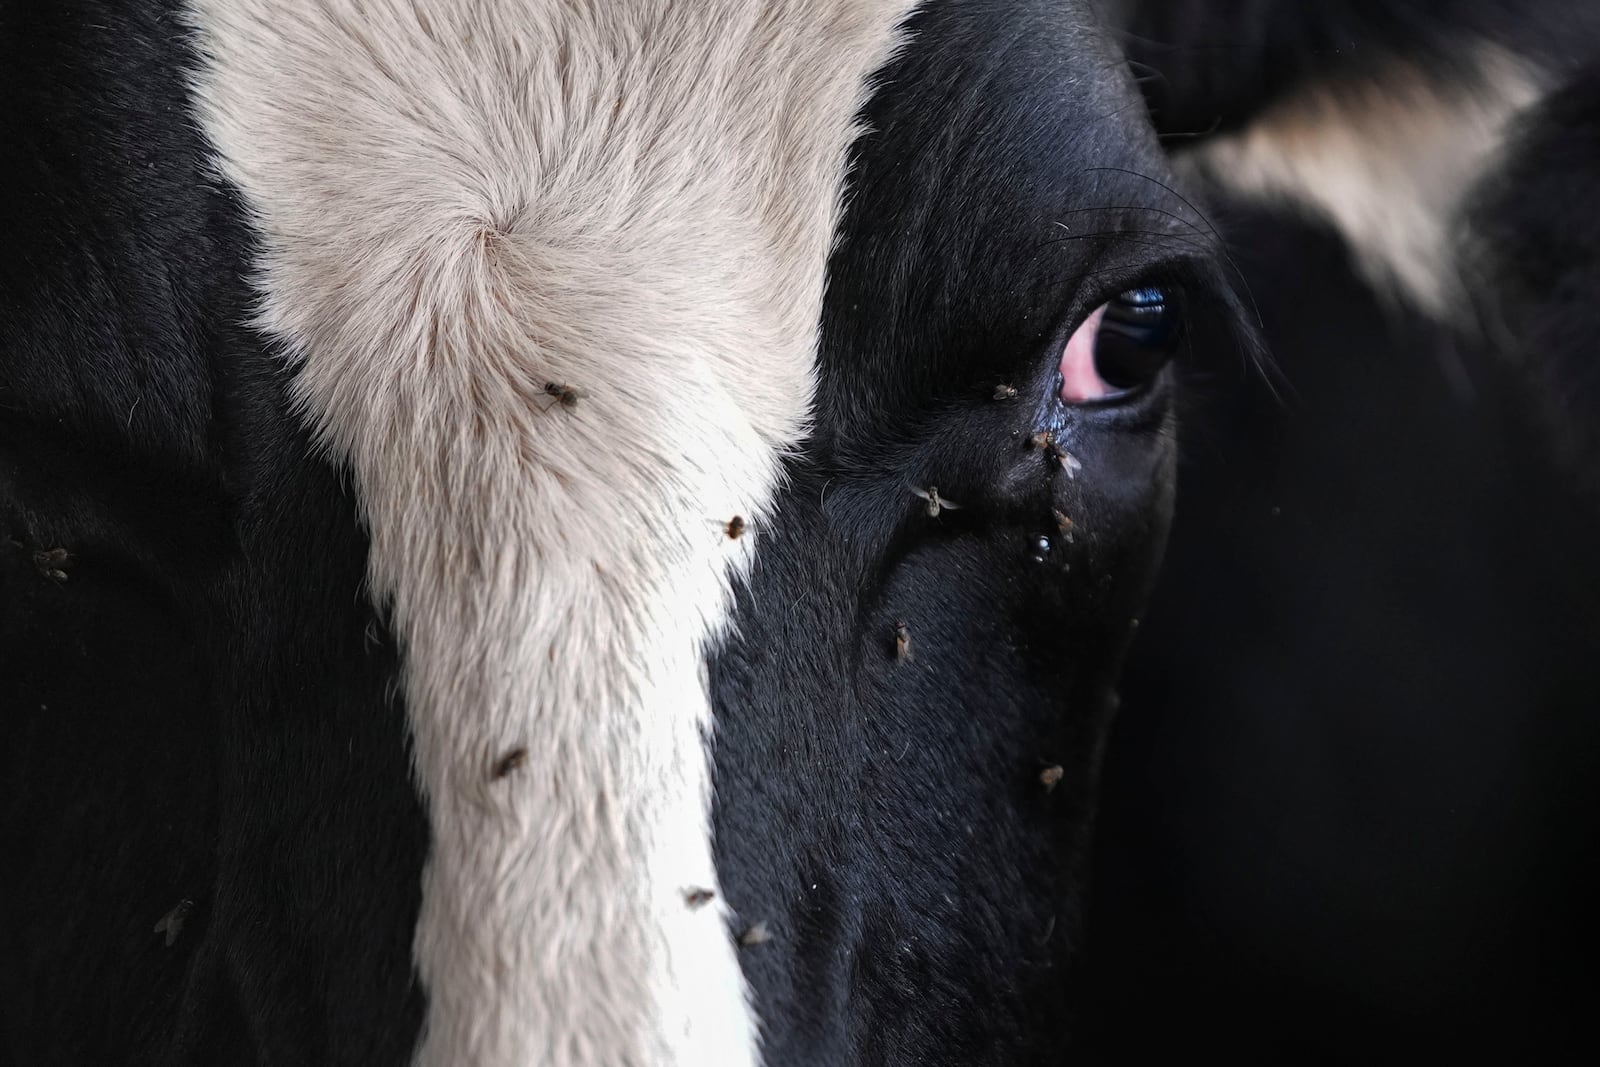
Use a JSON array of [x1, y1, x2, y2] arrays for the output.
[[1060, 285, 1184, 403], [1096, 286, 1183, 389]]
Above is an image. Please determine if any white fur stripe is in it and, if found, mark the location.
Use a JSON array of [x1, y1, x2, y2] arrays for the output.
[[1182, 45, 1543, 316], [184, 2, 918, 1063]]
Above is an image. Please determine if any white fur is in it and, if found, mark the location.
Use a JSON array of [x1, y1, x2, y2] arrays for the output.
[[184, 2, 919, 1064], [1182, 46, 1543, 316]]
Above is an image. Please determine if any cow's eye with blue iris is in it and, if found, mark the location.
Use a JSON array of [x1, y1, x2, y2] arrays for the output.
[[1094, 286, 1183, 392]]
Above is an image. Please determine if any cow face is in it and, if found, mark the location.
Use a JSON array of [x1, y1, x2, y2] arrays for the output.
[[0, 0, 1245, 1064]]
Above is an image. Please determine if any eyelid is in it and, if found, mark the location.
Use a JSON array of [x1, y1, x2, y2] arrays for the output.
[[1115, 286, 1167, 308]]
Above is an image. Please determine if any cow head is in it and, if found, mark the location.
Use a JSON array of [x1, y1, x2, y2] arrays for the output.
[[2, 1, 1250, 1063]]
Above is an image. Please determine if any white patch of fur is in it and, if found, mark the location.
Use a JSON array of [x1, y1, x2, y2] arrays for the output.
[[1182, 46, 1544, 316], [184, 2, 919, 1064]]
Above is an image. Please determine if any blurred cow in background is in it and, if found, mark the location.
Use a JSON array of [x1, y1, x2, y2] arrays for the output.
[[1086, 3, 1600, 1062]]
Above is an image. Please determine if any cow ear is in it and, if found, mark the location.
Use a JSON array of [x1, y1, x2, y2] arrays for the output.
[[1113, 1, 1593, 318], [1172, 45, 1540, 318]]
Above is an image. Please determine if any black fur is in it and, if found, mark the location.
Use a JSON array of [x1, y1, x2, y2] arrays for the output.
[[708, 2, 1249, 1063], [1, 2, 425, 1062]]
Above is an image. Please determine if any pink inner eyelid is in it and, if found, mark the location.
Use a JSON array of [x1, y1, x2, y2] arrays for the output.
[[1059, 303, 1109, 404]]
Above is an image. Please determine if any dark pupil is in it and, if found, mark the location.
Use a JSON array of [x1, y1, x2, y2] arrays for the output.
[[1094, 286, 1181, 391]]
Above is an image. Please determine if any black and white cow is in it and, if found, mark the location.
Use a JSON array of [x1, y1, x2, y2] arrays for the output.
[[1, 1, 1252, 1063]]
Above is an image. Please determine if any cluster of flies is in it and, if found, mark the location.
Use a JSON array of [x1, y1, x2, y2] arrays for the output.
[[897, 381, 1079, 798]]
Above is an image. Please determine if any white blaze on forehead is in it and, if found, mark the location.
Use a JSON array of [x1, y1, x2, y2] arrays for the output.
[[184, 1, 919, 1064], [1181, 45, 1544, 317]]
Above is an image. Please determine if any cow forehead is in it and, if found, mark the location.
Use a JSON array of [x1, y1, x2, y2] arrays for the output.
[[186, 2, 923, 1065], [182, 1, 1167, 1063]]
